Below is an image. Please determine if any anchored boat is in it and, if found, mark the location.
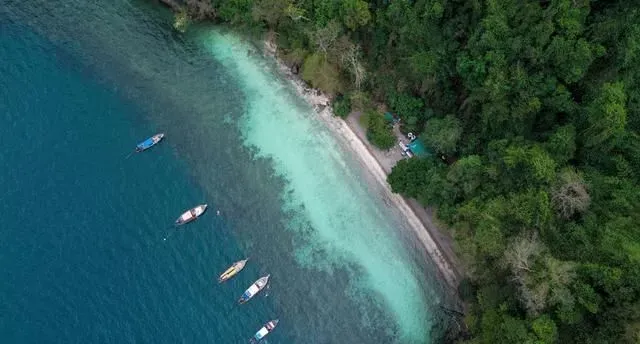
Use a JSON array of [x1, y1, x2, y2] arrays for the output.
[[249, 319, 279, 344], [175, 204, 208, 226], [238, 275, 270, 304], [135, 133, 164, 152], [218, 258, 249, 283]]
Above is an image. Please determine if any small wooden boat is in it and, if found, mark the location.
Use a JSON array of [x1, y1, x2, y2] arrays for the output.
[[238, 275, 270, 304], [218, 258, 249, 283], [175, 204, 208, 226], [135, 133, 164, 152], [249, 319, 279, 344]]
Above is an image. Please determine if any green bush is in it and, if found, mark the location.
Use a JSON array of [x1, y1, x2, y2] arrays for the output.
[[388, 91, 425, 133], [421, 115, 462, 156], [301, 53, 342, 94], [218, 0, 254, 24], [332, 94, 351, 118], [388, 92, 424, 120], [365, 111, 396, 150], [349, 91, 372, 112]]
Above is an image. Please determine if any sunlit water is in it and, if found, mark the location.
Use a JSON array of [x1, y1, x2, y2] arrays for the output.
[[0, 1, 451, 343]]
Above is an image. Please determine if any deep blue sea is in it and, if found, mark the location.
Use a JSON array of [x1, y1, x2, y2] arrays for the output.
[[0, 1, 452, 343]]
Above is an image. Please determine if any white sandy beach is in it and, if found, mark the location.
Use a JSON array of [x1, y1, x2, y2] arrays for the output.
[[263, 40, 461, 289]]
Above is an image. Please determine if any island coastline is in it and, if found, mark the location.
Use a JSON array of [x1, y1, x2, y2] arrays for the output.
[[262, 38, 463, 292], [156, 0, 464, 321], [152, 1, 640, 342]]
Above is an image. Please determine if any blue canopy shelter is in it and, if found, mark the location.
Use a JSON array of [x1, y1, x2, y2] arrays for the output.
[[407, 139, 431, 157]]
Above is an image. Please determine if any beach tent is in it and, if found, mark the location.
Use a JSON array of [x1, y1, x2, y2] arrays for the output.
[[407, 139, 431, 157]]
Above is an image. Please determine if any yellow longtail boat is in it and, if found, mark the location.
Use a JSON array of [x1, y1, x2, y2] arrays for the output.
[[218, 258, 249, 283]]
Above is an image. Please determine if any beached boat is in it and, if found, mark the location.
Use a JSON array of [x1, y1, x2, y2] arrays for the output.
[[218, 258, 249, 283], [249, 319, 279, 344], [175, 204, 208, 226], [135, 133, 164, 152], [238, 275, 270, 304]]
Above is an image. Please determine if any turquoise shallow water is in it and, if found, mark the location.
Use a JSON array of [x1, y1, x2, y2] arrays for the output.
[[0, 1, 450, 343]]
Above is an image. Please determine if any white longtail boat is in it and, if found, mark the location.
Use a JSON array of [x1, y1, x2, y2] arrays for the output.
[[218, 258, 249, 283], [175, 204, 208, 226], [238, 275, 270, 304], [249, 319, 279, 343]]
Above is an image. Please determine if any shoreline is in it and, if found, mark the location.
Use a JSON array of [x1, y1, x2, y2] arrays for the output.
[[262, 39, 462, 291], [153, 0, 463, 292]]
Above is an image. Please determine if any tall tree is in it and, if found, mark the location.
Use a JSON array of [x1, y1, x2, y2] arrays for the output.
[[582, 82, 628, 151], [421, 115, 462, 156]]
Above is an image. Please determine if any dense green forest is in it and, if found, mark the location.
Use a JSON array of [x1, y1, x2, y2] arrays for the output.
[[173, 0, 640, 342]]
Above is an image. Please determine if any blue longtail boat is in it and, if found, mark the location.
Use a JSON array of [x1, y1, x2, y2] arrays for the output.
[[135, 133, 165, 152]]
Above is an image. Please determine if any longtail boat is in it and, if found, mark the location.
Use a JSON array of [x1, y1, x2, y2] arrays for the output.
[[175, 204, 208, 226], [238, 275, 270, 304], [218, 258, 249, 283], [135, 133, 164, 152], [249, 319, 279, 344]]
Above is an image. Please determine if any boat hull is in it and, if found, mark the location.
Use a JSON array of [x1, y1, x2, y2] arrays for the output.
[[175, 204, 208, 225], [238, 274, 270, 304], [136, 133, 164, 152], [218, 259, 248, 283], [249, 319, 279, 344]]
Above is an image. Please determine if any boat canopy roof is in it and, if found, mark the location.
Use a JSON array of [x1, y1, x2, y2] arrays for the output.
[[247, 284, 260, 295], [256, 328, 269, 338], [407, 139, 431, 157], [139, 137, 155, 147]]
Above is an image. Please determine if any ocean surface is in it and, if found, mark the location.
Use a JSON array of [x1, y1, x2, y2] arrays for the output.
[[0, 1, 451, 343]]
